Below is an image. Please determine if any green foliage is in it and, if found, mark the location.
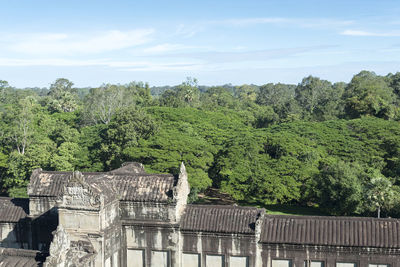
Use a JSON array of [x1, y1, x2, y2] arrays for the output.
[[214, 129, 320, 204], [159, 77, 200, 107], [101, 106, 158, 169], [315, 159, 363, 215], [295, 76, 342, 120], [344, 71, 396, 119], [84, 82, 151, 125], [123, 107, 246, 191], [0, 80, 11, 103], [8, 186, 28, 198], [235, 84, 258, 102], [200, 86, 238, 110], [50, 142, 81, 171], [3, 72, 400, 218], [47, 78, 79, 113], [363, 170, 398, 218], [388, 72, 400, 97], [76, 125, 106, 171]]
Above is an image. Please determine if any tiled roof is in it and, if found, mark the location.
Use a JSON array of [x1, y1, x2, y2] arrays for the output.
[[27, 163, 176, 203], [28, 170, 70, 197], [261, 215, 400, 248], [109, 162, 146, 174], [113, 174, 175, 202], [0, 197, 28, 223], [0, 248, 44, 267], [181, 205, 262, 234]]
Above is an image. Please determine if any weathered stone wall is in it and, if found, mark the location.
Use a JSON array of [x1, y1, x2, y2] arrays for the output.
[[29, 196, 58, 217], [123, 224, 180, 267], [59, 209, 100, 232], [120, 225, 400, 267], [5, 162, 400, 267], [102, 201, 123, 267], [30, 214, 58, 251], [180, 232, 257, 267], [0, 215, 56, 252], [0, 222, 29, 249], [120, 202, 176, 222]]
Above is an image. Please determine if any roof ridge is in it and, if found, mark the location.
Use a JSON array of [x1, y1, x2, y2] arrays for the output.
[[0, 247, 42, 257], [39, 170, 174, 177], [264, 214, 400, 221], [40, 170, 72, 174], [187, 204, 262, 210]]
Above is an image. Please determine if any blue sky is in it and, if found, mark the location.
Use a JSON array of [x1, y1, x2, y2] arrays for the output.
[[1, 0, 400, 87]]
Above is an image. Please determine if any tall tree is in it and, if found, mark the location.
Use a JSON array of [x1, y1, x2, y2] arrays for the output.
[[315, 159, 363, 215], [200, 86, 237, 110], [0, 80, 10, 103], [387, 72, 400, 97], [177, 77, 200, 106], [256, 83, 298, 120], [85, 84, 127, 125], [343, 71, 396, 119], [235, 84, 258, 102], [364, 170, 397, 218], [125, 81, 152, 106], [101, 106, 158, 169], [295, 76, 339, 120], [7, 96, 38, 155], [48, 78, 79, 112]]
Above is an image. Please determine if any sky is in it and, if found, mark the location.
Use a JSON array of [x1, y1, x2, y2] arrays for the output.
[[1, 0, 400, 88]]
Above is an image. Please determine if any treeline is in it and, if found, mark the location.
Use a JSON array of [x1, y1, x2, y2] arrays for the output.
[[1, 71, 400, 217]]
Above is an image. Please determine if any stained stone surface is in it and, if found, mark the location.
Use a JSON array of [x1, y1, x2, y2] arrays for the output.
[[1, 162, 400, 267]]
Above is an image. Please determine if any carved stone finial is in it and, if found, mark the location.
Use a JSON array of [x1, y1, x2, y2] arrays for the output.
[[174, 162, 190, 221], [72, 170, 83, 182], [180, 162, 186, 175], [44, 225, 71, 266], [255, 209, 265, 241]]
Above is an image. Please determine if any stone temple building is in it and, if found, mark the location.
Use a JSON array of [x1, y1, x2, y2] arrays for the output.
[[1, 162, 400, 267]]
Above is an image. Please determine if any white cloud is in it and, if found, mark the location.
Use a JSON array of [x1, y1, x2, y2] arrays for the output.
[[175, 24, 202, 38], [0, 57, 202, 72], [151, 45, 335, 63], [341, 30, 400, 37], [215, 17, 353, 28], [143, 43, 196, 53], [221, 17, 288, 26], [5, 29, 154, 55], [0, 45, 334, 71]]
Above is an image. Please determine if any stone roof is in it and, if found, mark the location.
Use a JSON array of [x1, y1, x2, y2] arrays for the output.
[[113, 174, 175, 202], [261, 215, 400, 248], [28, 163, 176, 203], [0, 248, 45, 267], [109, 162, 146, 174], [0, 197, 28, 223], [181, 205, 263, 234], [28, 170, 70, 197]]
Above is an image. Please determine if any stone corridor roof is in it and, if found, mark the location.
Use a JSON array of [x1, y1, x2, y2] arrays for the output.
[[113, 174, 175, 202], [181, 205, 263, 234], [28, 170, 70, 197], [0, 248, 44, 267], [0, 197, 28, 223], [180, 205, 400, 248], [27, 163, 176, 203], [261, 215, 400, 248]]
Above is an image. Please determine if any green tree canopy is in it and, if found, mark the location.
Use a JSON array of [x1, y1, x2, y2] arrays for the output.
[[315, 159, 363, 215], [47, 78, 79, 112], [344, 71, 396, 119]]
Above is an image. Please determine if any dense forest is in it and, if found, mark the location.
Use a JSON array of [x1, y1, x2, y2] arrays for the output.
[[1, 71, 400, 218]]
